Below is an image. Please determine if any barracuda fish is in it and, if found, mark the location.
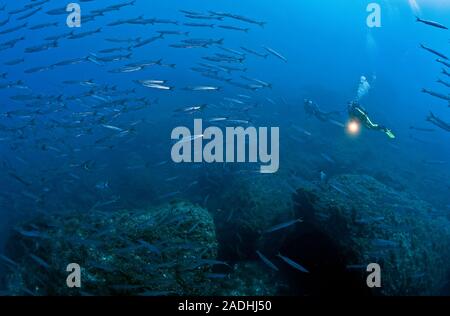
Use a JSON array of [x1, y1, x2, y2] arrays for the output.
[[0, 16, 10, 27], [62, 79, 95, 86], [416, 16, 448, 30], [1, 36, 25, 47], [409, 126, 435, 132], [185, 14, 223, 21], [4, 58, 24, 66], [209, 117, 229, 123], [25, 0, 50, 9], [216, 46, 246, 57], [191, 67, 218, 74], [183, 22, 215, 28], [157, 30, 189, 36], [105, 37, 141, 44], [126, 59, 162, 68], [0, 22, 28, 35], [263, 46, 287, 62], [209, 11, 266, 27], [25, 41, 58, 53], [17, 6, 42, 20], [443, 68, 450, 77], [202, 73, 232, 82], [0, 254, 18, 269], [437, 78, 450, 88], [422, 88, 450, 101], [151, 18, 179, 25], [137, 81, 174, 90], [44, 31, 74, 41], [182, 86, 221, 91], [198, 62, 231, 73], [436, 58, 450, 68], [68, 28, 102, 40], [52, 57, 88, 67], [183, 38, 224, 46], [24, 65, 55, 74], [427, 112, 450, 132], [227, 80, 260, 91], [9, 7, 31, 15], [134, 79, 166, 86], [28, 21, 58, 30], [218, 25, 250, 32], [29, 254, 50, 269], [420, 44, 448, 60], [241, 75, 272, 88], [174, 104, 207, 114], [133, 35, 163, 48], [264, 218, 303, 233], [102, 124, 124, 132], [90, 52, 132, 62], [1, 80, 27, 90], [45, 6, 68, 15], [106, 0, 136, 11], [215, 53, 245, 63], [277, 253, 309, 273], [179, 9, 203, 16], [170, 43, 207, 49], [256, 250, 279, 271], [8, 171, 32, 186], [240, 46, 268, 58]]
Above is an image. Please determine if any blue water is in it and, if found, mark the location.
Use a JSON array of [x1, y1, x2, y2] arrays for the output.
[[0, 0, 449, 296]]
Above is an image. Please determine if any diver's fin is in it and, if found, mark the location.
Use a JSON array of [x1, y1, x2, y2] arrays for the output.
[[385, 129, 396, 139]]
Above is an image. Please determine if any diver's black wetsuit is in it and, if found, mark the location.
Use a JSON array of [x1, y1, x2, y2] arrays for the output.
[[348, 101, 395, 138]]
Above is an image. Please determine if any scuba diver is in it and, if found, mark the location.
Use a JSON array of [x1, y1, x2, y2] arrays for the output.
[[304, 99, 342, 122], [347, 101, 396, 139]]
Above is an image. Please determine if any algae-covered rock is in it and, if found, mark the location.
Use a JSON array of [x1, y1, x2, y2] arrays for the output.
[[293, 174, 450, 295], [214, 261, 289, 296], [208, 174, 295, 260], [4, 200, 219, 296]]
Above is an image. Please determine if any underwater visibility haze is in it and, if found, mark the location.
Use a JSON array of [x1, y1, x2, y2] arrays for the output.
[[0, 0, 449, 296]]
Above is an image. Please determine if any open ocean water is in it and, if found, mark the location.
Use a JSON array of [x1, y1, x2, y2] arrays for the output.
[[0, 0, 449, 297]]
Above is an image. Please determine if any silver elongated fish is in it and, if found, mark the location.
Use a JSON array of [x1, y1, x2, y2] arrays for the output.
[[264, 218, 303, 233], [29, 254, 50, 269], [420, 44, 448, 60], [443, 68, 450, 77], [102, 124, 123, 132], [437, 58, 450, 68], [416, 17, 448, 30], [277, 253, 309, 273], [263, 46, 287, 62], [256, 250, 279, 271], [0, 254, 18, 267], [422, 88, 450, 101], [183, 85, 220, 91], [437, 78, 450, 88]]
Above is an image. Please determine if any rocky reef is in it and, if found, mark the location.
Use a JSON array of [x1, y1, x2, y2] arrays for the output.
[[206, 173, 295, 261], [291, 174, 450, 295], [2, 173, 449, 296], [3, 201, 219, 296]]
